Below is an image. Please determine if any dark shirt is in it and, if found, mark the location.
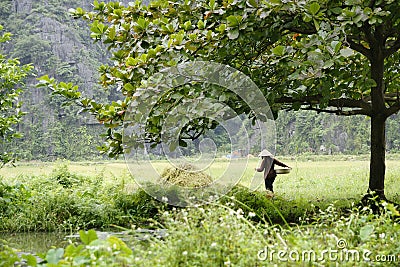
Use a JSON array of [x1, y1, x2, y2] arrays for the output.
[[256, 157, 288, 179]]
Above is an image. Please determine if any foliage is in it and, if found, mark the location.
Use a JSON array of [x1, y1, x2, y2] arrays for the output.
[[51, 160, 82, 188], [36, 0, 396, 151], [0, 163, 172, 232], [0, 182, 31, 216], [0, 159, 399, 265], [276, 110, 372, 154], [113, 186, 170, 226], [0, 0, 398, 162], [222, 185, 306, 225], [0, 161, 333, 232], [0, 25, 32, 166], [0, 243, 19, 267]]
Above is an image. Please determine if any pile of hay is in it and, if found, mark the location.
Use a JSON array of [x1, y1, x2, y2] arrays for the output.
[[160, 163, 213, 188]]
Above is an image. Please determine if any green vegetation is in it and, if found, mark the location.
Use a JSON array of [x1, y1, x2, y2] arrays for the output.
[[0, 25, 32, 166], [0, 0, 109, 162], [0, 158, 399, 265], [0, 158, 399, 232], [1, 197, 399, 266], [0, 161, 161, 232]]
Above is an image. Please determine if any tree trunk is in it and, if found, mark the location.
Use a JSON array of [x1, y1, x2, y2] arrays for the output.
[[368, 39, 387, 200], [369, 114, 386, 199]]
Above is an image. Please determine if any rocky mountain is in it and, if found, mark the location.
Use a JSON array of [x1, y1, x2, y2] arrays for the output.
[[1, 0, 117, 160]]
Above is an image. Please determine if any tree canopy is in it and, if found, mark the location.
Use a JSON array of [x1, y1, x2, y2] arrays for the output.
[[0, 25, 32, 166], [39, 0, 400, 199]]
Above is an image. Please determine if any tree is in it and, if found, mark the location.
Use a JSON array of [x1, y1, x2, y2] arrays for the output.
[[0, 25, 32, 166], [39, 0, 400, 200]]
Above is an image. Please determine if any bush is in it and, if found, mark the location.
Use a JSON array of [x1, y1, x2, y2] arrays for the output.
[[50, 161, 82, 188], [0, 182, 31, 215], [221, 185, 318, 225], [113, 188, 170, 226]]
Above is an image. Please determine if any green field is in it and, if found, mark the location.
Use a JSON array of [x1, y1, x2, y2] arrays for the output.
[[2, 156, 399, 202]]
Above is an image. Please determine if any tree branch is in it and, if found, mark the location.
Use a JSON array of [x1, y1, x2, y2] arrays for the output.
[[385, 102, 400, 117], [329, 98, 371, 112], [285, 26, 317, 35], [275, 95, 372, 116], [301, 106, 370, 116], [238, 38, 273, 72], [346, 36, 372, 59], [362, 22, 377, 48], [369, 0, 376, 8], [384, 34, 400, 57]]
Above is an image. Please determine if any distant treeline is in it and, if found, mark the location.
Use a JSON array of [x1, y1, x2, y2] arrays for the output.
[[276, 110, 400, 155]]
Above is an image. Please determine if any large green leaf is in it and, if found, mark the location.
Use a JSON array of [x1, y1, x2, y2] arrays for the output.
[[226, 15, 242, 27], [359, 224, 374, 241], [309, 2, 320, 15], [340, 47, 354, 57], [79, 229, 98, 245], [272, 45, 285, 56], [45, 248, 64, 264]]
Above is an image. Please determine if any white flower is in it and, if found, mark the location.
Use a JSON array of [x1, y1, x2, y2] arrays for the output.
[[248, 212, 256, 217], [182, 251, 188, 256], [211, 242, 217, 248], [236, 209, 244, 219]]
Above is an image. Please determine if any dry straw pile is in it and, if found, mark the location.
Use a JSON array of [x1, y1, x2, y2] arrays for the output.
[[160, 163, 213, 188]]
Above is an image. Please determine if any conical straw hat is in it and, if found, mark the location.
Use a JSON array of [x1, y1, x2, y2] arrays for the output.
[[258, 149, 274, 157]]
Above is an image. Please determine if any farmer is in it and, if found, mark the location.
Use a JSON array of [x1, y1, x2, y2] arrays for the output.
[[255, 149, 290, 194]]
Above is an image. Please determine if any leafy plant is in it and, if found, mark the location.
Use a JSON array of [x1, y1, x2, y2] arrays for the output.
[[50, 160, 81, 188], [0, 25, 32, 166]]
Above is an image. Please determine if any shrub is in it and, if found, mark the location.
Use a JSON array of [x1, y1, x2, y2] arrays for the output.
[[50, 161, 82, 188]]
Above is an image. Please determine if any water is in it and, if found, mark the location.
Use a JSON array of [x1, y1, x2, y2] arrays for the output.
[[0, 232, 70, 254], [0, 229, 167, 254]]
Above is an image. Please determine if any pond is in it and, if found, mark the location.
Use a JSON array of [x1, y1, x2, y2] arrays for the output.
[[0, 229, 167, 254]]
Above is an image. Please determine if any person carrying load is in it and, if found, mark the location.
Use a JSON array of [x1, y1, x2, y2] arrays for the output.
[[255, 149, 291, 195]]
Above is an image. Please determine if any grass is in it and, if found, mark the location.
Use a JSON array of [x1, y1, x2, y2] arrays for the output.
[[2, 155, 399, 203], [0, 160, 132, 180]]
